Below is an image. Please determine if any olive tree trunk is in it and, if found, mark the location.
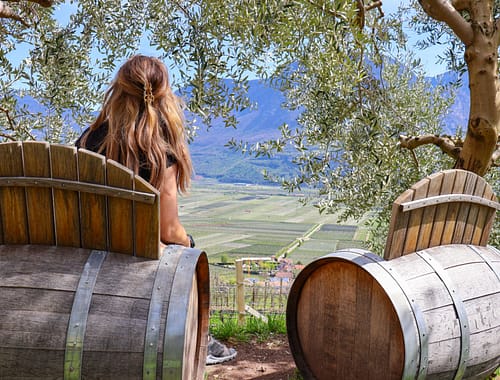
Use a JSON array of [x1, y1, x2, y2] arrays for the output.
[[419, 0, 500, 176]]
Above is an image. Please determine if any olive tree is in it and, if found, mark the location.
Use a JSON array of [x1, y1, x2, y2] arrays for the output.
[[0, 0, 257, 142], [190, 0, 499, 248], [1, 0, 498, 249]]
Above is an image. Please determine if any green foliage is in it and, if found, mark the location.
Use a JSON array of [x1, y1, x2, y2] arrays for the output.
[[0, 0, 134, 142], [209, 2, 458, 249], [209, 314, 247, 342], [485, 169, 500, 247]]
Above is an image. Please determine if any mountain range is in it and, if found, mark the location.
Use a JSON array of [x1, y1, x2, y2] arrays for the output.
[[12, 71, 471, 184], [190, 72, 470, 184]]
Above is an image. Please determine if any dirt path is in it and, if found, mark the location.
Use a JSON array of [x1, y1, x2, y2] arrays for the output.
[[205, 335, 299, 380]]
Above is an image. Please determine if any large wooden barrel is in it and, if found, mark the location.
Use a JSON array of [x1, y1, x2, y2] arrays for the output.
[[287, 244, 500, 380], [0, 244, 209, 380]]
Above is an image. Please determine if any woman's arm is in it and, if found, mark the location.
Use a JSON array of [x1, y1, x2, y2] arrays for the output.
[[159, 163, 191, 247]]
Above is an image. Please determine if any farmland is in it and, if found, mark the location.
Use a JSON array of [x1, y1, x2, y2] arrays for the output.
[[179, 179, 369, 279]]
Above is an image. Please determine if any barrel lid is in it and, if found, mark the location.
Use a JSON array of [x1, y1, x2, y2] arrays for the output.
[[287, 249, 425, 380]]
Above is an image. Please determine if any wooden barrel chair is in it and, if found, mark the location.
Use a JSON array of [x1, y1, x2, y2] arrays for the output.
[[0, 141, 209, 380]]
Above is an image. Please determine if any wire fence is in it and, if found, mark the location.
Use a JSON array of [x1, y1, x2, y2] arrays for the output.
[[210, 274, 294, 316]]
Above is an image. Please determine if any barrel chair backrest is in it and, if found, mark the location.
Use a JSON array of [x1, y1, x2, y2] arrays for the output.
[[0, 141, 160, 259], [384, 169, 499, 261]]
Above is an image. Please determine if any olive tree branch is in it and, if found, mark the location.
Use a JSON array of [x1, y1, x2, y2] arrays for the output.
[[1, 0, 53, 26], [0, 1, 28, 25], [0, 107, 19, 141], [418, 0, 473, 45], [0, 106, 16, 131], [399, 133, 462, 160], [451, 0, 469, 12], [400, 133, 500, 168], [6, 0, 53, 7]]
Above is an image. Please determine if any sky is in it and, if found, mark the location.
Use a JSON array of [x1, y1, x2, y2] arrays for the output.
[[382, 0, 448, 76]]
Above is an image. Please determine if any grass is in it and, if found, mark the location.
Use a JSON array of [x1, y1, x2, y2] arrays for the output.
[[209, 312, 287, 343], [489, 368, 499, 379]]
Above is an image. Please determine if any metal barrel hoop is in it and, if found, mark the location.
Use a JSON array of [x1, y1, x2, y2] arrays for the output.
[[143, 248, 181, 379], [416, 250, 470, 380], [64, 250, 108, 380]]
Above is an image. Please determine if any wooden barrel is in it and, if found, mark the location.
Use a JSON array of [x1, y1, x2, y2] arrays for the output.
[[0, 244, 210, 380], [286, 244, 500, 380]]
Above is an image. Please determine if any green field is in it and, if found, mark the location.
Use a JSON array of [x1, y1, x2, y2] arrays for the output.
[[179, 179, 369, 272]]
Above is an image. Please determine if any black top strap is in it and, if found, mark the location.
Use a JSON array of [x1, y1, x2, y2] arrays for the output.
[[75, 122, 177, 183]]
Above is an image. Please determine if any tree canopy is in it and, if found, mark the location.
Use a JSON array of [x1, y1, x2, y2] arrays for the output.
[[0, 0, 498, 249]]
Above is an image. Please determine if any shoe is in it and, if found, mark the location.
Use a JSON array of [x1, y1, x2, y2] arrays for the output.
[[206, 336, 237, 365]]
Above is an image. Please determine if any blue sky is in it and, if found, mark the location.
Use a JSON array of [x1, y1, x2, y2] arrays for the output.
[[383, 0, 447, 76]]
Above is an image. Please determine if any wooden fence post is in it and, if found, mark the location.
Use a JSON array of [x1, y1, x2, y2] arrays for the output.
[[235, 259, 245, 325]]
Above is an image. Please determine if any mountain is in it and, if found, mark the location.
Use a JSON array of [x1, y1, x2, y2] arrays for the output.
[[430, 71, 470, 134], [189, 81, 300, 184], [190, 74, 470, 184]]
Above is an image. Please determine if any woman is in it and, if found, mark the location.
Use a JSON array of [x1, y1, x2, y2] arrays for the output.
[[76, 55, 194, 248], [77, 55, 237, 365]]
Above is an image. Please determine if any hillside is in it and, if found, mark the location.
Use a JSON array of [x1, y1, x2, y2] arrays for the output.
[[190, 73, 470, 184], [189, 81, 299, 184]]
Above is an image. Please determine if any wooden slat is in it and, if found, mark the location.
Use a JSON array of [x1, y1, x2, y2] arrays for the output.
[[134, 176, 160, 259], [441, 170, 468, 244], [428, 170, 457, 247], [384, 189, 413, 260], [385, 169, 498, 260], [0, 177, 155, 204], [451, 170, 478, 243], [106, 160, 134, 255], [477, 186, 497, 246], [22, 141, 55, 245], [401, 194, 500, 211], [0, 142, 162, 256], [368, 280, 398, 380], [78, 149, 107, 250], [182, 275, 199, 380], [51, 145, 81, 248], [353, 267, 373, 380], [416, 172, 443, 251], [402, 178, 430, 254], [462, 174, 486, 244], [0, 142, 28, 244]]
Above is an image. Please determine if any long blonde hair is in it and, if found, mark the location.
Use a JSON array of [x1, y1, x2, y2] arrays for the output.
[[82, 55, 192, 192]]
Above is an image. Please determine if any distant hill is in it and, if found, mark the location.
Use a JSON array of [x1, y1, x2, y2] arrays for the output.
[[430, 71, 470, 134], [190, 73, 470, 184], [189, 81, 300, 184]]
